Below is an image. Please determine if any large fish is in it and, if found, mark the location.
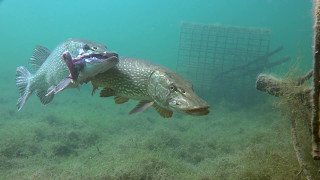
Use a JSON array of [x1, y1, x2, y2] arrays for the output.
[[16, 39, 118, 111], [91, 57, 210, 118]]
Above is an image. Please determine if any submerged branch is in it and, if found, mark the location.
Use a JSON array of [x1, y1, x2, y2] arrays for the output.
[[256, 72, 313, 179], [214, 46, 284, 79], [297, 70, 313, 86], [254, 0, 320, 177], [255, 73, 312, 102]]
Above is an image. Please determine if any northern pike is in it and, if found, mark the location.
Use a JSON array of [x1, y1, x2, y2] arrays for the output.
[[16, 39, 118, 111], [91, 57, 210, 118]]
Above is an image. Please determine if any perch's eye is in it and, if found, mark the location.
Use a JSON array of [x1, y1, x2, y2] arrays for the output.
[[93, 46, 97, 50], [169, 84, 176, 92], [83, 44, 91, 51], [181, 89, 186, 94]]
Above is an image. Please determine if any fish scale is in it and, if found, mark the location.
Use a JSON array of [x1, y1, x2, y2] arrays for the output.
[[91, 57, 210, 118], [92, 57, 157, 100]]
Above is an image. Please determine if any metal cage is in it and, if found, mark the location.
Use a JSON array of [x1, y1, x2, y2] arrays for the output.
[[176, 23, 271, 104]]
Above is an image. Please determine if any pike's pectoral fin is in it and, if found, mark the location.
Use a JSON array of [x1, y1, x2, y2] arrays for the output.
[[45, 78, 78, 96], [29, 46, 51, 72], [100, 88, 115, 97], [54, 78, 75, 94], [46, 85, 56, 96], [37, 90, 54, 105], [114, 96, 129, 104], [153, 103, 173, 118], [129, 100, 154, 115]]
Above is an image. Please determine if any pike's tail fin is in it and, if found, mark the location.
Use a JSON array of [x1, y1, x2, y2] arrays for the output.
[[16, 66, 32, 111]]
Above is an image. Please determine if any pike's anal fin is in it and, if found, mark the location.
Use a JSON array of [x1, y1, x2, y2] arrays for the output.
[[152, 103, 173, 118], [129, 100, 154, 115], [37, 90, 54, 105]]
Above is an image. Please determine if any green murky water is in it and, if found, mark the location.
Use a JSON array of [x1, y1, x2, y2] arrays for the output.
[[0, 0, 315, 179]]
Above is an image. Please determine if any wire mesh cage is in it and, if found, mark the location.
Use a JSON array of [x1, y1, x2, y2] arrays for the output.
[[176, 23, 272, 105]]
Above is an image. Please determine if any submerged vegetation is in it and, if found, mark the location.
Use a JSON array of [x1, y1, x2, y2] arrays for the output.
[[256, 62, 320, 179], [0, 62, 313, 179], [274, 66, 318, 179], [0, 80, 308, 179]]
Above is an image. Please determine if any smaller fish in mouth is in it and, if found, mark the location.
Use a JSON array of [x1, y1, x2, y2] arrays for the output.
[[46, 50, 118, 96], [65, 51, 119, 82]]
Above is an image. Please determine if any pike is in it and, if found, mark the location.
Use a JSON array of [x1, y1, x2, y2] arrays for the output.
[[91, 57, 210, 118], [16, 39, 118, 111]]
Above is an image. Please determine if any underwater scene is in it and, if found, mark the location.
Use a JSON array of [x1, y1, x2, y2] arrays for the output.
[[0, 0, 319, 179]]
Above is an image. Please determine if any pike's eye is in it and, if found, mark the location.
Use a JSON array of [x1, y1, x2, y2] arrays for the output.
[[181, 89, 186, 94], [93, 46, 97, 50], [83, 44, 91, 51], [171, 100, 180, 105], [169, 84, 176, 92]]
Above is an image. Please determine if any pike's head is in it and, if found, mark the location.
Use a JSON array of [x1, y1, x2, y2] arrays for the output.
[[148, 69, 210, 116], [64, 39, 119, 83]]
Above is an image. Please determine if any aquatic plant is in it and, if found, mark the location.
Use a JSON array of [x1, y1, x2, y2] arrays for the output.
[[253, 1, 320, 179], [52, 144, 74, 157], [43, 114, 61, 126], [276, 67, 317, 178], [256, 53, 320, 179]]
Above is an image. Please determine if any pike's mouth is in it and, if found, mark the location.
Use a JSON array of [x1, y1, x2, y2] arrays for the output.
[[185, 106, 210, 116], [73, 51, 118, 63]]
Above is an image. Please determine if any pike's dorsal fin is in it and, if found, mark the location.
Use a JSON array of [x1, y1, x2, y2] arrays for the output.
[[29, 46, 51, 72], [100, 88, 115, 97], [36, 90, 54, 105], [129, 100, 154, 115], [114, 96, 129, 104], [152, 103, 173, 118]]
